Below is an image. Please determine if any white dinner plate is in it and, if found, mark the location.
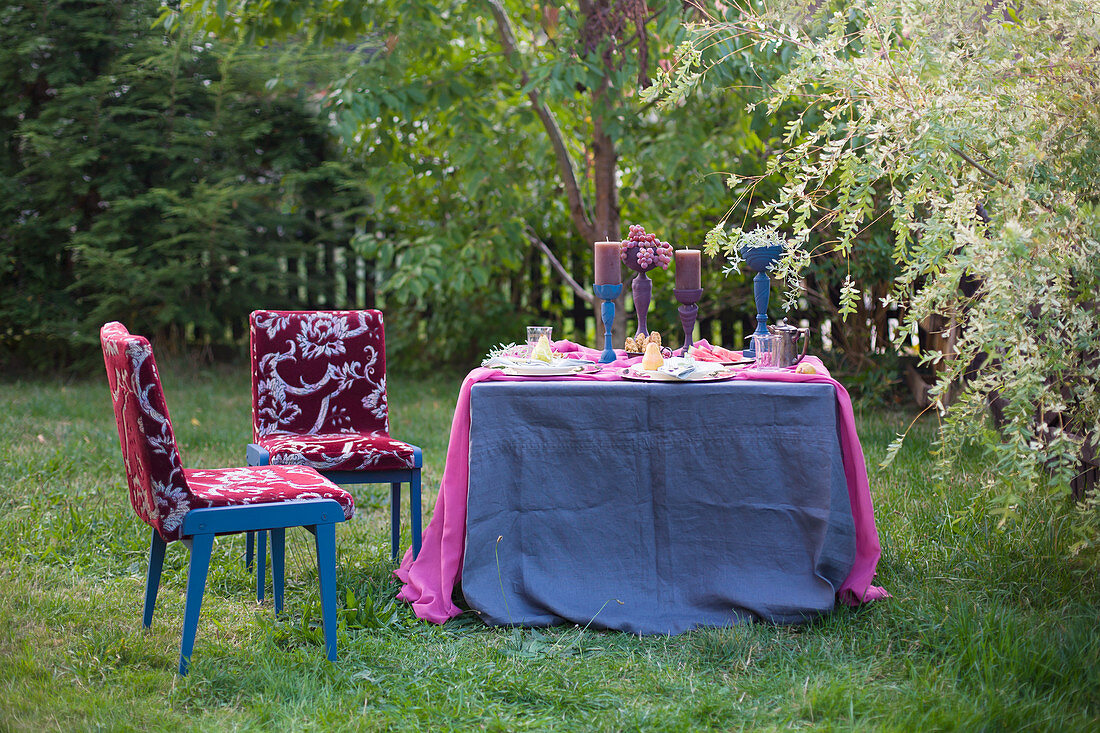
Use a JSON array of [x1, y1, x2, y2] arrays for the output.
[[500, 361, 590, 376], [620, 365, 737, 382]]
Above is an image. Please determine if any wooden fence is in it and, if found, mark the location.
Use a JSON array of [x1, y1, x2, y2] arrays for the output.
[[274, 242, 763, 350], [261, 240, 900, 358]]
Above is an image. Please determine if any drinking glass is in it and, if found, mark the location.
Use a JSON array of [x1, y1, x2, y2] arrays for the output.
[[751, 334, 783, 370], [526, 326, 553, 357]]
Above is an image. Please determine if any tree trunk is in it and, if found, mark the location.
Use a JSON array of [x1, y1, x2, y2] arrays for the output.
[[907, 312, 962, 407], [590, 77, 625, 346], [488, 0, 638, 349]]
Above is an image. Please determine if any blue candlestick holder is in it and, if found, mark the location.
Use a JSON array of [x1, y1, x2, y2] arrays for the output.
[[593, 283, 623, 364], [741, 244, 783, 359]]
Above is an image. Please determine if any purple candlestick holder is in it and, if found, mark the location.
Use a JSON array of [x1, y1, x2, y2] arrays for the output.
[[592, 282, 623, 364], [673, 287, 703, 354], [623, 248, 659, 338], [631, 271, 653, 338]]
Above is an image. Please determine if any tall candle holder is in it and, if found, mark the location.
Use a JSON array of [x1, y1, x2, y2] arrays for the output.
[[630, 268, 654, 338], [673, 287, 703, 354], [620, 225, 673, 338], [741, 244, 783, 359], [592, 283, 623, 364]]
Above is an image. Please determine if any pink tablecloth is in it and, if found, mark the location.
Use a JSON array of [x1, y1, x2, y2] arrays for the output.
[[395, 340, 888, 623]]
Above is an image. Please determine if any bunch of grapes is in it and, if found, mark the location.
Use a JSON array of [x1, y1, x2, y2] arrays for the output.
[[620, 224, 673, 271]]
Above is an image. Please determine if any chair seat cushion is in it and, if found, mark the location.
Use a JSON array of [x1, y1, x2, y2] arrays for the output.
[[256, 432, 419, 472], [184, 466, 355, 520]]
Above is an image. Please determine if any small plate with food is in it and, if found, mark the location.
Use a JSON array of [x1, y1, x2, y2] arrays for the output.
[[620, 357, 735, 382]]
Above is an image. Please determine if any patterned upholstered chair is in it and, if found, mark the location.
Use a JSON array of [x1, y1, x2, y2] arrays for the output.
[[245, 310, 422, 594], [100, 322, 354, 675]]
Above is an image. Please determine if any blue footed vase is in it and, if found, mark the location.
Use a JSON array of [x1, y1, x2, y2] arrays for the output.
[[742, 244, 783, 359]]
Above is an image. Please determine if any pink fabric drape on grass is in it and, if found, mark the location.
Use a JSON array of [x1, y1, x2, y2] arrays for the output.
[[395, 341, 888, 623]]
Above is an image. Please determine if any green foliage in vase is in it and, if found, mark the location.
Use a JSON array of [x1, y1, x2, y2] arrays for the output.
[[706, 224, 809, 286], [651, 0, 1100, 535]]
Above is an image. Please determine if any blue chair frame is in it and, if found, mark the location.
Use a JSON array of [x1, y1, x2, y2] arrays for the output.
[[145, 498, 347, 675], [244, 444, 422, 601]]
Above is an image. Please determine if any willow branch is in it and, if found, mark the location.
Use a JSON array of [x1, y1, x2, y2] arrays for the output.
[[951, 145, 1058, 215], [486, 0, 596, 243], [951, 146, 1008, 186], [526, 227, 596, 305]]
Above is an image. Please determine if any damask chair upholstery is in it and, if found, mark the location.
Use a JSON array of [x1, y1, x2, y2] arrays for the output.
[[100, 322, 354, 675], [246, 310, 422, 592]]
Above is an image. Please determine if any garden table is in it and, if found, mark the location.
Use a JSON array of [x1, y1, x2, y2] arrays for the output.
[[396, 341, 887, 633]]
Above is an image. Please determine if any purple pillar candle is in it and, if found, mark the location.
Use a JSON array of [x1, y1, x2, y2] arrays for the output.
[[675, 249, 701, 290], [594, 241, 622, 285]]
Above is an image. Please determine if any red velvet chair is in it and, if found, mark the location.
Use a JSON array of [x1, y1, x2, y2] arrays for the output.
[[245, 310, 422, 596], [100, 322, 354, 675]]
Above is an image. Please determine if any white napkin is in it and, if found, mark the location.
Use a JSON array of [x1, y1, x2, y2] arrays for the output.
[[655, 357, 725, 380]]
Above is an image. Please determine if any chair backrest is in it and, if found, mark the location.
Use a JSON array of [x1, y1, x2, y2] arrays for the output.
[[100, 322, 194, 542], [250, 310, 391, 440]]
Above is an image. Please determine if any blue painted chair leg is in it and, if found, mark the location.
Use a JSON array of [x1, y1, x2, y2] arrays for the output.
[[390, 482, 401, 560], [256, 530, 267, 602], [143, 528, 167, 628], [270, 527, 285, 615], [179, 533, 215, 676], [245, 531, 254, 571], [411, 470, 422, 559], [313, 523, 338, 662]]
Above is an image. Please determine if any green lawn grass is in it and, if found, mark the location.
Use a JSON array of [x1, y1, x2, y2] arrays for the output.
[[1, 362, 1097, 731]]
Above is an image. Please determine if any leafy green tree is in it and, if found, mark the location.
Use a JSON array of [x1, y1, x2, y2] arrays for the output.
[[658, 0, 1100, 525], [0, 0, 368, 369], [181, 0, 797, 360]]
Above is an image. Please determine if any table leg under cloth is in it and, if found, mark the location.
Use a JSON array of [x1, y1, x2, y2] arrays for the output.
[[461, 380, 856, 635]]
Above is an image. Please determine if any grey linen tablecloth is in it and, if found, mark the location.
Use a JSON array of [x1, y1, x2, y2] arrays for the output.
[[461, 379, 857, 635]]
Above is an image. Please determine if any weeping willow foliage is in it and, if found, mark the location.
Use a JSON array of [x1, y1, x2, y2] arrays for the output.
[[652, 0, 1100, 542]]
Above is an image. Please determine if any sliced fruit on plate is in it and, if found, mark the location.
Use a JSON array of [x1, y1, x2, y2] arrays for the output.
[[688, 344, 742, 362], [688, 348, 723, 362]]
